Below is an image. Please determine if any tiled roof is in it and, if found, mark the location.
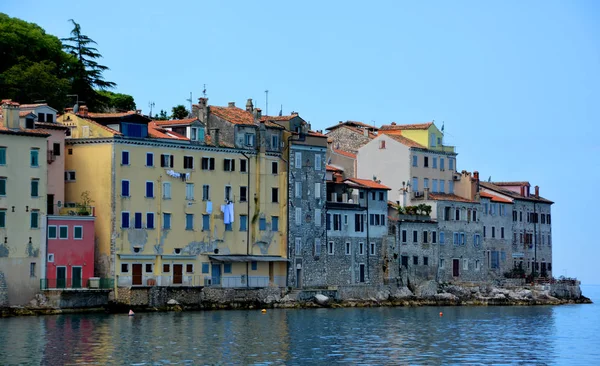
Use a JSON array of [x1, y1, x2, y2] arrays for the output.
[[492, 181, 531, 187], [210, 106, 254, 125], [325, 120, 379, 131], [35, 122, 69, 130], [479, 182, 553, 204], [332, 148, 356, 159], [20, 103, 49, 109], [385, 134, 427, 148], [19, 111, 36, 117], [1, 99, 19, 106], [260, 115, 296, 122], [308, 130, 327, 137], [345, 178, 391, 190], [427, 193, 478, 203], [479, 191, 513, 204], [0, 123, 51, 137], [153, 118, 199, 127], [326, 165, 343, 172], [379, 122, 433, 131], [59, 113, 122, 136], [148, 122, 189, 141], [84, 111, 137, 118]]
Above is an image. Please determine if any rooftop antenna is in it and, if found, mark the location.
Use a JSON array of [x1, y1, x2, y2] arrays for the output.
[[279, 104, 283, 117], [265, 89, 269, 116], [148, 102, 155, 118], [202, 84, 207, 98], [186, 92, 193, 116]]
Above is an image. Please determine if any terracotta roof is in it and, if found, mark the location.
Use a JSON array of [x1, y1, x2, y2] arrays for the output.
[[19, 111, 36, 117], [492, 181, 531, 187], [379, 122, 433, 131], [1, 99, 19, 106], [345, 178, 391, 190], [260, 115, 297, 122], [59, 113, 122, 136], [385, 134, 427, 148], [326, 165, 343, 172], [210, 106, 254, 125], [308, 130, 326, 137], [0, 122, 51, 137], [480, 182, 553, 204], [153, 118, 199, 127], [84, 111, 137, 118], [325, 120, 379, 131], [20, 103, 49, 109], [479, 191, 513, 204], [35, 122, 69, 130], [148, 122, 189, 141], [427, 193, 478, 203], [332, 148, 356, 159]]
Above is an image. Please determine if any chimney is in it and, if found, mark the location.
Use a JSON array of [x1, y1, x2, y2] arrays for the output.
[[79, 105, 89, 117], [246, 99, 253, 112], [363, 128, 368, 137], [520, 186, 525, 196], [424, 187, 429, 200], [228, 102, 235, 108], [255, 108, 262, 119], [473, 171, 479, 181], [211, 128, 219, 146], [1, 100, 20, 130], [64, 107, 73, 113], [291, 111, 298, 116], [391, 122, 396, 126], [535, 185, 539, 197], [196, 97, 208, 122]]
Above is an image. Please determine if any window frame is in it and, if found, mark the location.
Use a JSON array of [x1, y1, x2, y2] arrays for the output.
[[121, 150, 130, 166], [73, 225, 83, 240], [58, 225, 69, 239]]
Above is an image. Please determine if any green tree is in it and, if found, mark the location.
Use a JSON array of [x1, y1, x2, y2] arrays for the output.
[[62, 19, 115, 110], [171, 105, 189, 119], [97, 90, 136, 111], [153, 110, 169, 120]]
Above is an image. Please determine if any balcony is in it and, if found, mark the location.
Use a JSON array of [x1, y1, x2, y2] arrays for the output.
[[47, 150, 56, 164], [55, 205, 95, 217], [40, 278, 114, 290], [326, 192, 362, 210]]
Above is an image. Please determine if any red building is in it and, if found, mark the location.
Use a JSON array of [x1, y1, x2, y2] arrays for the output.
[[45, 216, 95, 288]]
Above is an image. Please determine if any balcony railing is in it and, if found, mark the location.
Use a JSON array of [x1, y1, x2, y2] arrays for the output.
[[56, 205, 95, 217], [116, 275, 286, 288], [40, 278, 114, 290]]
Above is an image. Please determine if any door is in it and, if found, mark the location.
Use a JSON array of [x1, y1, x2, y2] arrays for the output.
[[47, 194, 54, 215], [72, 267, 82, 288], [296, 269, 302, 288], [453, 259, 460, 277], [173, 264, 183, 285], [359, 264, 365, 283], [132, 264, 143, 285], [211, 264, 221, 285], [56, 267, 66, 289], [269, 262, 274, 285]]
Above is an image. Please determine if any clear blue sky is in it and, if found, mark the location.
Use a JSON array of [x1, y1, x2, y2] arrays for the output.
[[4, 0, 600, 284]]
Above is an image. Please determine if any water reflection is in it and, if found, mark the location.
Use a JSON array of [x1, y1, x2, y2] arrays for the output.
[[1, 303, 599, 365]]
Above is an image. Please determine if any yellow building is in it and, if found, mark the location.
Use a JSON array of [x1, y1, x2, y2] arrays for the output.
[[0, 100, 50, 305], [379, 121, 455, 153], [58, 109, 288, 289]]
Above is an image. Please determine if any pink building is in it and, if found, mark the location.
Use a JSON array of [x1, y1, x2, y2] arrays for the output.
[[45, 216, 95, 289]]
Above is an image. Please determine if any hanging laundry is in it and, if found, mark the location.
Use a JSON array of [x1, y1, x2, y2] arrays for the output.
[[227, 202, 234, 223], [221, 204, 231, 224], [206, 201, 213, 214]]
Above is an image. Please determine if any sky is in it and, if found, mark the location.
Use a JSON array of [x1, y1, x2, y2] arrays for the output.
[[3, 0, 600, 284]]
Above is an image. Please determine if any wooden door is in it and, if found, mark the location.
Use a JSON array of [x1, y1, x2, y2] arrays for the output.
[[453, 259, 460, 277], [56, 267, 66, 288], [132, 264, 143, 285], [173, 264, 183, 285], [72, 267, 82, 288]]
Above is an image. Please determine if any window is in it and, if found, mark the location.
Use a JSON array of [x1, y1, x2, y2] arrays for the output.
[[223, 158, 235, 172], [163, 213, 171, 229], [440, 232, 445, 244], [30, 263, 36, 277], [432, 157, 437, 169], [146, 152, 154, 167], [449, 158, 454, 171], [185, 214, 194, 230], [440, 158, 445, 170], [65, 171, 76, 182], [453, 232, 459, 245], [48, 225, 57, 239], [460, 232, 466, 245], [201, 157, 215, 170], [30, 210, 39, 229], [202, 263, 210, 273], [295, 237, 302, 255], [202, 185, 210, 201], [272, 216, 279, 231], [30, 148, 39, 167], [163, 264, 170, 273], [295, 152, 302, 168], [449, 180, 454, 194], [271, 161, 278, 174], [184, 264, 193, 273], [251, 261, 258, 271], [239, 186, 247, 202], [163, 182, 171, 199], [432, 179, 438, 193], [328, 241, 335, 255], [183, 156, 194, 169], [48, 254, 54, 263], [402, 230, 407, 243], [315, 183, 321, 199], [225, 263, 234, 274], [58, 225, 68, 239], [121, 180, 130, 197], [401, 256, 409, 267], [501, 227, 505, 239], [345, 242, 351, 255], [378, 192, 384, 201], [315, 209, 321, 227], [190, 127, 200, 141], [52, 142, 61, 156], [413, 230, 418, 243], [379, 140, 386, 149], [333, 214, 342, 231], [245, 133, 255, 147], [145, 263, 153, 273], [440, 180, 445, 193], [439, 258, 445, 268], [455, 209, 460, 221], [492, 226, 496, 238], [424, 178, 429, 189], [225, 185, 232, 201], [134, 212, 143, 229], [463, 258, 468, 270], [475, 260, 481, 271], [240, 159, 248, 173], [271, 134, 279, 150], [121, 212, 130, 228], [160, 154, 174, 168], [121, 151, 129, 165], [240, 215, 247, 231], [314, 238, 322, 255], [474, 234, 481, 247], [259, 217, 267, 231], [0, 177, 5, 196], [412, 177, 418, 192], [423, 231, 428, 243], [431, 231, 437, 244], [0, 147, 6, 165], [359, 242, 364, 255], [145, 181, 154, 198], [271, 188, 279, 203], [354, 214, 364, 232], [370, 242, 375, 255], [412, 256, 418, 265], [200, 214, 209, 231], [424, 156, 429, 167], [315, 154, 322, 170], [121, 263, 130, 273], [296, 207, 302, 226], [472, 210, 477, 222], [146, 213, 155, 229], [70, 225, 82, 240], [483, 226, 487, 238], [412, 155, 418, 167], [30, 179, 39, 197], [186, 183, 194, 200]]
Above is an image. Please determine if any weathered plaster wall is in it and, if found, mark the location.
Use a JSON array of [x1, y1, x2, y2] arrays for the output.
[[325, 126, 373, 154]]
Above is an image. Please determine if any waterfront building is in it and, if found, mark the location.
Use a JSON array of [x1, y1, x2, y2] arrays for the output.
[[0, 100, 51, 305], [324, 120, 377, 155], [479, 187, 514, 276]]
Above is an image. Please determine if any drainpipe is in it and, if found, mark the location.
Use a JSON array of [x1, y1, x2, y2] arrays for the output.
[[241, 152, 251, 288], [365, 188, 370, 282], [532, 202, 537, 280]]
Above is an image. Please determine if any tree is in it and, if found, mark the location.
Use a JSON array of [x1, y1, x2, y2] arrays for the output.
[[61, 19, 115, 110], [153, 110, 169, 120], [171, 105, 189, 120], [97, 90, 136, 111]]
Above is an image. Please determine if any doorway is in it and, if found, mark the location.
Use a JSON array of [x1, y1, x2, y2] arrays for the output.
[[173, 264, 183, 285], [211, 264, 221, 285], [132, 264, 142, 285], [296, 268, 302, 288], [359, 264, 365, 283], [47, 194, 55, 215], [72, 267, 82, 288], [453, 259, 460, 277], [56, 267, 66, 288], [269, 262, 274, 285]]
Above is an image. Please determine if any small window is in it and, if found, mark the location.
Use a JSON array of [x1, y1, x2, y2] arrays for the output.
[[271, 134, 279, 149], [121, 180, 130, 197], [379, 140, 386, 149], [186, 183, 195, 200], [186, 264, 194, 273], [48, 226, 57, 239], [30, 148, 40, 167], [185, 214, 194, 230], [121, 212, 130, 228], [223, 158, 235, 172], [424, 156, 429, 167], [160, 154, 174, 168], [30, 179, 39, 197], [145, 264, 153, 273], [146, 152, 154, 167], [121, 151, 129, 165], [121, 263, 129, 273], [163, 213, 171, 229], [134, 212, 143, 229], [259, 217, 267, 231], [271, 161, 278, 174], [359, 242, 364, 255], [272, 216, 279, 231], [146, 213, 155, 229], [65, 171, 76, 182], [369, 242, 375, 255], [74, 226, 83, 239], [68, 148, 73, 155], [202, 263, 209, 273], [413, 256, 419, 265], [240, 186, 247, 202], [224, 263, 232, 273], [47, 253, 55, 263], [251, 261, 258, 271], [245, 134, 255, 147], [183, 156, 194, 169], [163, 264, 170, 273], [240, 159, 248, 173], [271, 188, 279, 203], [145, 181, 154, 198], [328, 241, 334, 255], [225, 185, 232, 201], [202, 185, 210, 201], [0, 147, 6, 165], [345, 242, 351, 255], [30, 210, 40, 229], [201, 157, 215, 170], [163, 182, 171, 199], [239, 215, 247, 231], [412, 155, 418, 167], [423, 256, 429, 266]]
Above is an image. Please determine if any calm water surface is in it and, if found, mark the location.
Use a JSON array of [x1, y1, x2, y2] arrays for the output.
[[1, 286, 600, 365]]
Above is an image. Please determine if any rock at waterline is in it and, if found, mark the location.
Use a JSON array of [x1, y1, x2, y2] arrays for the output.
[[314, 294, 330, 306], [167, 299, 180, 305]]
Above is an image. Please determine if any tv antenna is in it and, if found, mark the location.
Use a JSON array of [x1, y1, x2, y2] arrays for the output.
[[186, 92, 193, 116], [202, 84, 207, 98], [148, 102, 155, 117], [265, 90, 269, 116]]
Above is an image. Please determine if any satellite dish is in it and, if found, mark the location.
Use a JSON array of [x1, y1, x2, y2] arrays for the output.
[[73, 104, 79, 113]]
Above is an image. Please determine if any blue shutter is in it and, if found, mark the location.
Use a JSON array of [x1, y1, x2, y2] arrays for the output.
[[122, 212, 130, 228], [146, 181, 153, 197], [122, 180, 129, 196], [134, 213, 142, 229], [240, 215, 247, 231], [146, 213, 154, 229], [202, 214, 210, 230], [259, 218, 266, 231]]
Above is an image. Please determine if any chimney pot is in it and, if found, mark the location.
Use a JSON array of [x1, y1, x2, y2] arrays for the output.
[[391, 122, 396, 126], [363, 128, 368, 137], [473, 171, 479, 181], [535, 185, 539, 197], [246, 99, 253, 112], [255, 108, 262, 119], [228, 102, 235, 108]]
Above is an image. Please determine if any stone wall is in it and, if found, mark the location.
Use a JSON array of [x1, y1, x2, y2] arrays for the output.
[[44, 290, 110, 308], [325, 126, 372, 154], [0, 272, 8, 306]]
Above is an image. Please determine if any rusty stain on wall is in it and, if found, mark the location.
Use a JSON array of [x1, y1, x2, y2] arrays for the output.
[[0, 242, 9, 257], [26, 241, 39, 258]]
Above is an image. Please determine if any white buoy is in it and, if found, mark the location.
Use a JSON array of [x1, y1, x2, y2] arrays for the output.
[[128, 309, 134, 316]]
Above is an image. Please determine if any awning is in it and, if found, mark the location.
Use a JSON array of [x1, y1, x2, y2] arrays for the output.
[[208, 255, 289, 263]]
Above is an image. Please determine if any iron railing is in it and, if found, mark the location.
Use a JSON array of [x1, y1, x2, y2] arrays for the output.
[[40, 278, 113, 290]]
